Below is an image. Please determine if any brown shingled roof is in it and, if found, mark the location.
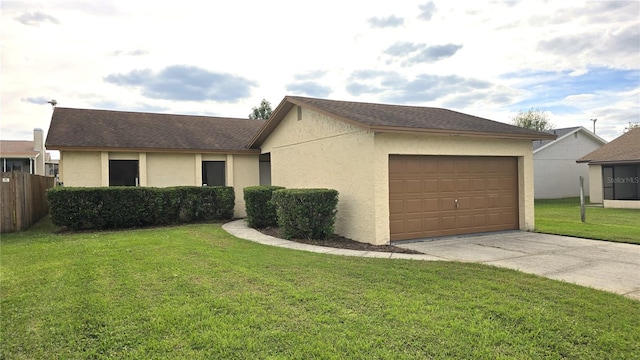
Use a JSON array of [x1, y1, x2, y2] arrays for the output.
[[46, 108, 264, 153], [0, 140, 38, 158], [250, 96, 556, 147], [577, 128, 640, 164]]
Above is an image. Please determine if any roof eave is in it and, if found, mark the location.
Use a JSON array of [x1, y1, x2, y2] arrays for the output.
[[47, 145, 260, 155], [578, 159, 640, 165], [370, 126, 557, 140]]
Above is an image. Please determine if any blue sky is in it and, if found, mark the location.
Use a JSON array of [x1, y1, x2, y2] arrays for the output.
[[1, 0, 638, 146]]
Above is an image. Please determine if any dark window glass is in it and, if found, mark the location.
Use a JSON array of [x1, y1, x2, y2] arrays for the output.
[[202, 161, 225, 186], [603, 165, 640, 200], [109, 160, 139, 186]]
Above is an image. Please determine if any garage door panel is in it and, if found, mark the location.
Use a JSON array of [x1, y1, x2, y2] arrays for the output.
[[456, 160, 470, 173], [389, 179, 404, 194], [471, 196, 486, 209], [423, 198, 439, 211], [500, 177, 516, 189], [440, 215, 456, 229], [406, 199, 422, 213], [424, 217, 439, 230], [472, 179, 486, 191], [406, 179, 422, 193], [439, 178, 455, 192], [440, 197, 456, 210], [439, 161, 456, 174], [487, 177, 500, 190], [405, 159, 423, 173], [405, 218, 423, 233], [389, 219, 405, 235], [457, 214, 473, 228], [456, 178, 471, 191], [473, 214, 486, 226], [421, 158, 439, 172], [389, 199, 404, 215], [389, 155, 519, 241]]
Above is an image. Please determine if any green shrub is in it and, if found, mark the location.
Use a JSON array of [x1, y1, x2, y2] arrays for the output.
[[46, 186, 234, 231], [243, 186, 285, 228], [272, 188, 338, 240]]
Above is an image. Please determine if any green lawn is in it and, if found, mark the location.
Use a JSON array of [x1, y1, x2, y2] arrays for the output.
[[535, 197, 640, 244], [1, 218, 639, 359]]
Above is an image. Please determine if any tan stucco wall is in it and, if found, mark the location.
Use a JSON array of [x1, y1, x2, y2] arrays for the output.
[[260, 106, 377, 243], [261, 106, 537, 245], [59, 151, 103, 187], [147, 153, 196, 187], [58, 150, 259, 217], [373, 133, 536, 244], [588, 164, 603, 203], [230, 154, 260, 218]]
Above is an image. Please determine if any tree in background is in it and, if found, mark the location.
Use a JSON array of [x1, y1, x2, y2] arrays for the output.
[[249, 99, 273, 120], [624, 122, 639, 133], [510, 108, 554, 132]]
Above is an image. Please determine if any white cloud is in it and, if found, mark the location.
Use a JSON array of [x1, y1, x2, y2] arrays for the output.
[[1, 0, 638, 142]]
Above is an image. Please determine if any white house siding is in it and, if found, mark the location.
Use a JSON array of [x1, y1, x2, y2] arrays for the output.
[[534, 131, 604, 199]]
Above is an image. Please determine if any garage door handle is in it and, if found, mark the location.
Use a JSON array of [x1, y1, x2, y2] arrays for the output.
[[455, 199, 459, 209]]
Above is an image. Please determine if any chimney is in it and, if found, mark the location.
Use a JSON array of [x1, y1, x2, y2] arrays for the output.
[[34, 128, 44, 152]]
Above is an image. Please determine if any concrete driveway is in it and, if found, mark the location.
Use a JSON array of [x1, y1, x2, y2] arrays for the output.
[[396, 231, 640, 300]]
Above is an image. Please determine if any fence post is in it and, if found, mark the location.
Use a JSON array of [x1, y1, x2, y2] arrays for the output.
[[579, 176, 586, 223]]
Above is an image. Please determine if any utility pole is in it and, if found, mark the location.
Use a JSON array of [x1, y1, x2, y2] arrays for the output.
[[590, 118, 597, 134]]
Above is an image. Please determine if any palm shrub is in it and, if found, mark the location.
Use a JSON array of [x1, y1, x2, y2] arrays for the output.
[[272, 188, 338, 240]]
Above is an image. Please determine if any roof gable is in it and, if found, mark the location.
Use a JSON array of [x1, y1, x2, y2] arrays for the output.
[[250, 96, 556, 147], [533, 127, 607, 153], [46, 108, 264, 153], [577, 128, 640, 164]]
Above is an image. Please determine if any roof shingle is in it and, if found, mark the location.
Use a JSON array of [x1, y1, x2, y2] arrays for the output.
[[250, 96, 556, 147], [46, 108, 264, 153], [577, 128, 640, 164], [0, 140, 38, 158]]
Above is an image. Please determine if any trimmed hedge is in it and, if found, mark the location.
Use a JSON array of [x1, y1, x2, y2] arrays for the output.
[[272, 188, 339, 240], [243, 186, 285, 228], [47, 186, 234, 231]]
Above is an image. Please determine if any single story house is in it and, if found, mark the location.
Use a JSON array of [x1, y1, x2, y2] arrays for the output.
[[45, 108, 265, 217], [533, 127, 607, 199], [250, 96, 554, 244], [577, 128, 640, 209], [1, 128, 52, 176], [46, 96, 555, 244]]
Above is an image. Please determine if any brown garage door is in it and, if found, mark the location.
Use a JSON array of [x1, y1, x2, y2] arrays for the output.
[[389, 155, 519, 241]]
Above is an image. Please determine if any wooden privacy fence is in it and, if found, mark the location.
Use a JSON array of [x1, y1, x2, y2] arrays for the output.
[[1, 172, 55, 233]]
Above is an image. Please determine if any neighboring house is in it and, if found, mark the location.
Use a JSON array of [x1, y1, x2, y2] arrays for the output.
[[533, 127, 607, 199], [577, 128, 640, 209], [0, 128, 48, 175], [45, 108, 265, 217], [249, 96, 554, 245]]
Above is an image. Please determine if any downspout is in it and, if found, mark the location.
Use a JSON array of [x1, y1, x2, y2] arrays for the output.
[[32, 153, 40, 175]]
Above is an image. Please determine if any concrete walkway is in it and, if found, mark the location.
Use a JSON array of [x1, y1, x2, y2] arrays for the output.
[[222, 220, 640, 300]]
